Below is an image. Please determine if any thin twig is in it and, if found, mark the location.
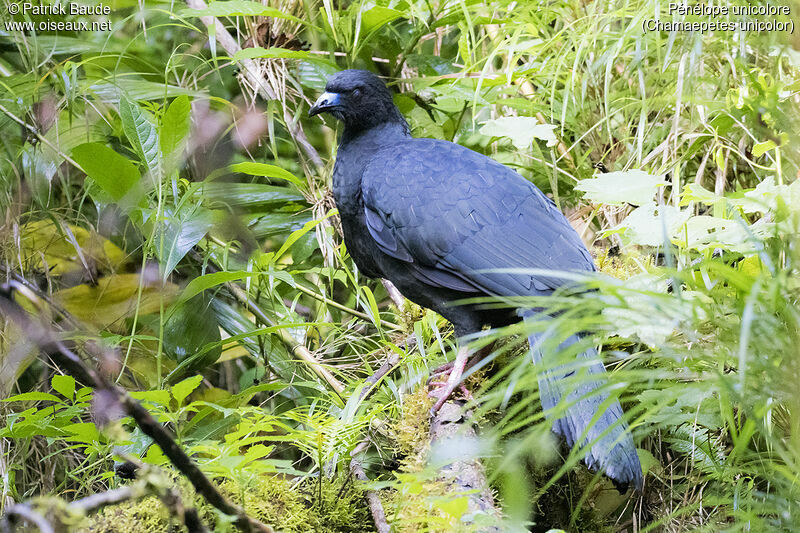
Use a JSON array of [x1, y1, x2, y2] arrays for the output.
[[356, 335, 415, 403]]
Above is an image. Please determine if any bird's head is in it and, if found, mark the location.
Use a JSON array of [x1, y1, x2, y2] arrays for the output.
[[309, 69, 407, 133]]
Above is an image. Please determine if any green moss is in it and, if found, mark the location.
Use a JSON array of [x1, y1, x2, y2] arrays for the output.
[[81, 495, 176, 533], [81, 474, 373, 533], [398, 300, 425, 333], [594, 247, 654, 280], [386, 388, 483, 532]]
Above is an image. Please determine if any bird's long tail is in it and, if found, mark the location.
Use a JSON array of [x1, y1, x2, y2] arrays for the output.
[[521, 309, 643, 491]]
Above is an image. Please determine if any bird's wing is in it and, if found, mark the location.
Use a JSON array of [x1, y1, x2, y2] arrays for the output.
[[360, 138, 595, 297]]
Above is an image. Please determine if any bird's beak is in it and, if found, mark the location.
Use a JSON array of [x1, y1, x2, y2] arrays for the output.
[[309, 92, 341, 117]]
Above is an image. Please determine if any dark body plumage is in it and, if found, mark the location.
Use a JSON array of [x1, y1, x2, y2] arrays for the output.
[[311, 69, 643, 490]]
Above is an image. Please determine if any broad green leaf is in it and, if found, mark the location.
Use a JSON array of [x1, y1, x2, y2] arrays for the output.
[[158, 206, 215, 278], [52, 375, 76, 399], [3, 392, 63, 403], [197, 183, 304, 208], [63, 422, 101, 444], [160, 95, 191, 163], [120, 98, 161, 178], [22, 111, 106, 189], [172, 375, 204, 406], [736, 176, 782, 213], [233, 48, 335, 67], [480, 116, 557, 149], [680, 183, 720, 206], [435, 496, 469, 519], [130, 389, 172, 407], [71, 143, 141, 202], [164, 293, 221, 373], [229, 162, 305, 188], [576, 170, 667, 206], [361, 6, 404, 34], [177, 271, 259, 306], [247, 212, 311, 239], [183, 1, 304, 24], [85, 81, 197, 104], [607, 203, 690, 247], [682, 216, 766, 252], [752, 140, 776, 158]]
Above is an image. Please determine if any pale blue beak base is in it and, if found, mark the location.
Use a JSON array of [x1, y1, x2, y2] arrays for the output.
[[309, 92, 341, 116]]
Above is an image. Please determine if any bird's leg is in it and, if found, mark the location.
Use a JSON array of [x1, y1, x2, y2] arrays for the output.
[[427, 360, 455, 381], [429, 345, 471, 414]]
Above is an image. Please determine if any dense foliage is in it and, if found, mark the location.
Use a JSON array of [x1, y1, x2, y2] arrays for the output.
[[0, 0, 798, 530]]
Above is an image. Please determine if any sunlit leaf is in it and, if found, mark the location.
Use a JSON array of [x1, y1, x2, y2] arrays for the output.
[[172, 375, 204, 406], [51, 375, 76, 399], [183, 1, 304, 24], [19, 219, 126, 276], [479, 116, 557, 149], [576, 170, 667, 206], [54, 274, 179, 328]]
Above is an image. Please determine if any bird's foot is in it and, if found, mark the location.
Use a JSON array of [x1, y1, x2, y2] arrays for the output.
[[428, 346, 471, 415], [426, 361, 455, 384]]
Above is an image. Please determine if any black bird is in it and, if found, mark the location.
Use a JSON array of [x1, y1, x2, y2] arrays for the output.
[[309, 69, 643, 490]]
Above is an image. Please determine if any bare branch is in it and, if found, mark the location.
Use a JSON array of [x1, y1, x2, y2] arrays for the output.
[[350, 457, 390, 533], [0, 283, 273, 533]]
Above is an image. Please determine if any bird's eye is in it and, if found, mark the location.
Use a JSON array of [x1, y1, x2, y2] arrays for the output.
[[352, 88, 362, 97]]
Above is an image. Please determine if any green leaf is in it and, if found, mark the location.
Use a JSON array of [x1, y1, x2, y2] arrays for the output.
[[229, 162, 305, 189], [130, 389, 172, 407], [160, 95, 191, 162], [3, 392, 63, 403], [197, 182, 304, 208], [234, 48, 334, 67], [177, 271, 259, 306], [54, 274, 179, 329], [120, 98, 161, 178], [273, 213, 334, 262], [361, 6, 404, 34], [680, 183, 720, 206], [479, 116, 557, 149], [608, 203, 690, 247], [52, 375, 76, 399], [360, 286, 381, 329], [183, 1, 304, 24], [575, 170, 667, 206], [85, 81, 197, 104], [435, 495, 469, 519], [71, 143, 141, 202], [164, 293, 222, 373], [172, 375, 204, 406], [63, 422, 101, 444], [752, 140, 776, 158], [159, 206, 214, 278]]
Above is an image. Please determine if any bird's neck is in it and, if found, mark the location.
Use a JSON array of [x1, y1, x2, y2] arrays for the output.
[[340, 117, 410, 146], [333, 120, 410, 208]]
